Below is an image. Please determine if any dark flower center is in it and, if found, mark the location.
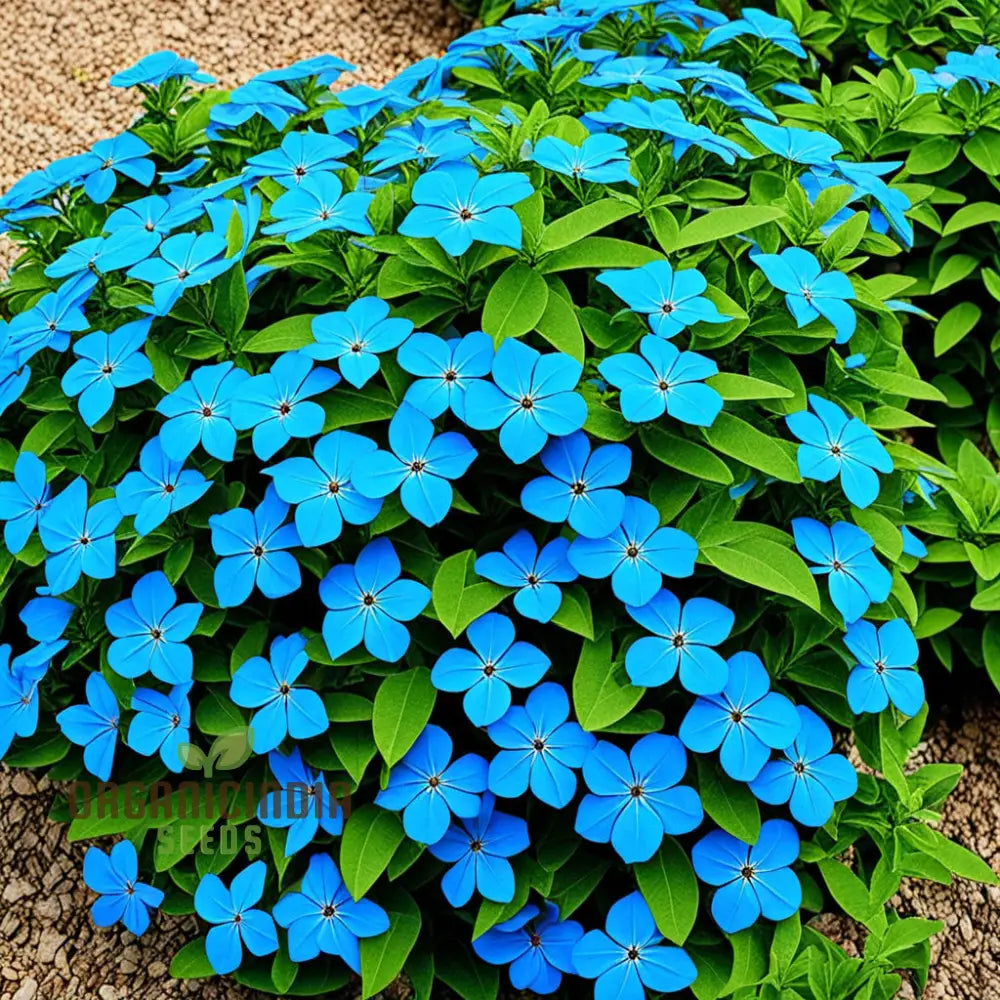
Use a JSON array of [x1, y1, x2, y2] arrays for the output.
[[79, 535, 91, 546], [629, 784, 644, 798], [529, 933, 542, 948], [294, 166, 307, 178], [362, 593, 376, 606], [830, 444, 842, 456], [321, 904, 336, 917], [483, 662, 496, 677], [570, 481, 587, 496], [150, 628, 163, 641], [124, 882, 135, 895], [444, 369, 458, 382], [328, 481, 340, 494], [233, 913, 242, 925], [660, 301, 675, 314], [571, 165, 583, 175], [740, 864, 755, 881], [415, 144, 427, 154], [201, 405, 213, 417], [318, 210, 331, 220], [144, 222, 155, 232], [626, 947, 640, 961], [428, 775, 441, 788], [102, 158, 114, 169], [410, 459, 426, 474], [469, 839, 483, 853], [33, 502, 43, 511], [532, 738, 546, 751], [793, 761, 806, 775], [47, 321, 57, 331], [874, 660, 886, 675], [658, 379, 670, 391], [625, 544, 639, 558], [672, 633, 685, 648], [350, 341, 364, 353], [458, 208, 474, 221], [252, 544, 265, 557], [279, 682, 291, 695], [101, 363, 114, 375], [520, 396, 534, 410], [831, 559, 843, 571], [162, 483, 175, 494], [525, 573, 539, 586], [176, 269, 190, 280], [170, 714, 181, 728], [279, 402, 292, 416], [803, 289, 813, 302], [730, 710, 744, 724]]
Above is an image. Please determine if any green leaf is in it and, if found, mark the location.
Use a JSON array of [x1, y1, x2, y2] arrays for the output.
[[669, 205, 785, 251], [706, 373, 794, 401], [359, 887, 422, 999], [539, 200, 637, 252], [965, 129, 1000, 174], [882, 918, 943, 957], [942, 201, 1000, 236], [640, 425, 734, 485], [701, 413, 801, 482], [372, 667, 437, 767], [431, 549, 509, 638], [21, 412, 76, 456], [549, 584, 595, 638], [436, 947, 500, 1000], [696, 758, 760, 843], [817, 858, 875, 925], [331, 724, 379, 785], [481, 262, 549, 346], [536, 278, 585, 361], [242, 314, 316, 353], [213, 265, 249, 338], [572, 634, 644, 731], [538, 237, 664, 274], [169, 938, 214, 978], [341, 804, 406, 901], [195, 690, 246, 735], [934, 301, 980, 356], [635, 837, 699, 944]]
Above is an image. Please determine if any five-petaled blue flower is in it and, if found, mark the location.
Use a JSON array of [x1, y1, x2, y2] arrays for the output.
[[156, 360, 251, 462], [208, 80, 307, 136], [247, 131, 353, 186], [702, 8, 806, 57], [110, 50, 214, 87], [273, 853, 388, 967], [115, 437, 211, 536], [532, 134, 635, 185], [209, 486, 301, 607], [625, 588, 734, 695], [83, 841, 164, 937], [474, 530, 578, 624], [194, 861, 279, 975], [375, 723, 488, 844], [231, 351, 340, 461], [464, 339, 587, 464], [352, 403, 477, 526], [743, 119, 843, 166], [79, 134, 155, 204], [792, 517, 892, 624], [61, 320, 153, 427], [257, 747, 344, 855], [692, 819, 802, 934], [521, 430, 631, 539], [844, 618, 924, 716], [105, 570, 202, 683], [304, 297, 413, 388], [680, 651, 800, 782], [261, 172, 374, 242], [56, 671, 120, 781], [127, 681, 193, 772], [750, 705, 858, 825], [0, 451, 51, 554], [598, 335, 722, 426], [428, 792, 530, 906], [365, 116, 480, 172], [753, 247, 857, 343], [487, 682, 595, 809], [127, 232, 235, 316], [0, 643, 59, 758], [576, 733, 702, 863], [573, 891, 697, 999], [263, 430, 382, 546], [597, 261, 730, 338], [473, 902, 583, 996], [231, 633, 327, 753], [399, 163, 534, 255], [397, 331, 494, 420], [320, 537, 430, 663], [431, 613, 550, 727], [38, 478, 122, 595], [786, 394, 893, 508], [569, 497, 697, 607]]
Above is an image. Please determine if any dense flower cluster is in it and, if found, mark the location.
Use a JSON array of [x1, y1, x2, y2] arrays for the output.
[[0, 2, 991, 998]]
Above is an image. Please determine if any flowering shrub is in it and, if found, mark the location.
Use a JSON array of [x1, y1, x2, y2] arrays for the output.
[[0, 2, 997, 999]]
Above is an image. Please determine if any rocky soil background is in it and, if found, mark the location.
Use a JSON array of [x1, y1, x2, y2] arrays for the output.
[[0, 1, 997, 997]]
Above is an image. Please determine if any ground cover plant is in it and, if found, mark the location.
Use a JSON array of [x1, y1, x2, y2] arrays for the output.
[[0, 2, 997, 999]]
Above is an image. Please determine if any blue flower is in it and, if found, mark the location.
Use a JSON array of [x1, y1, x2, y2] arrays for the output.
[[320, 537, 430, 663], [110, 50, 214, 87], [115, 438, 211, 536], [692, 819, 802, 933], [156, 361, 251, 462], [127, 232, 235, 315], [399, 163, 533, 255], [753, 247, 857, 343], [532, 134, 635, 184], [749, 706, 858, 825], [61, 320, 153, 427], [576, 734, 702, 863], [263, 430, 382, 546], [743, 120, 843, 166], [0, 644, 59, 758], [472, 902, 583, 995], [208, 80, 307, 136], [568, 497, 697, 607], [375, 723, 488, 844], [624, 589, 734, 695], [431, 613, 550, 727], [901, 525, 927, 558], [0, 452, 51, 554], [103, 194, 204, 260], [397, 331, 494, 420], [580, 55, 685, 94], [79, 134, 155, 204], [463, 339, 587, 464], [255, 54, 354, 86], [428, 792, 530, 906], [194, 862, 279, 975], [487, 682, 595, 808], [247, 132, 353, 186], [597, 261, 730, 339], [273, 853, 388, 967], [702, 9, 806, 57], [844, 618, 924, 717], [598, 335, 722, 426], [127, 682, 193, 772], [231, 633, 327, 753], [45, 236, 149, 280], [19, 597, 73, 643], [230, 351, 339, 461], [261, 172, 374, 242], [521, 431, 631, 539], [573, 891, 697, 999], [679, 652, 801, 782], [792, 518, 892, 624], [303, 298, 413, 389], [365, 117, 480, 172], [105, 571, 202, 682], [209, 486, 301, 607], [38, 478, 122, 595], [786, 395, 893, 508], [352, 403, 477, 526], [474, 530, 578, 623], [4, 275, 94, 364], [56, 672, 120, 781], [83, 841, 163, 936], [257, 747, 344, 855]]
